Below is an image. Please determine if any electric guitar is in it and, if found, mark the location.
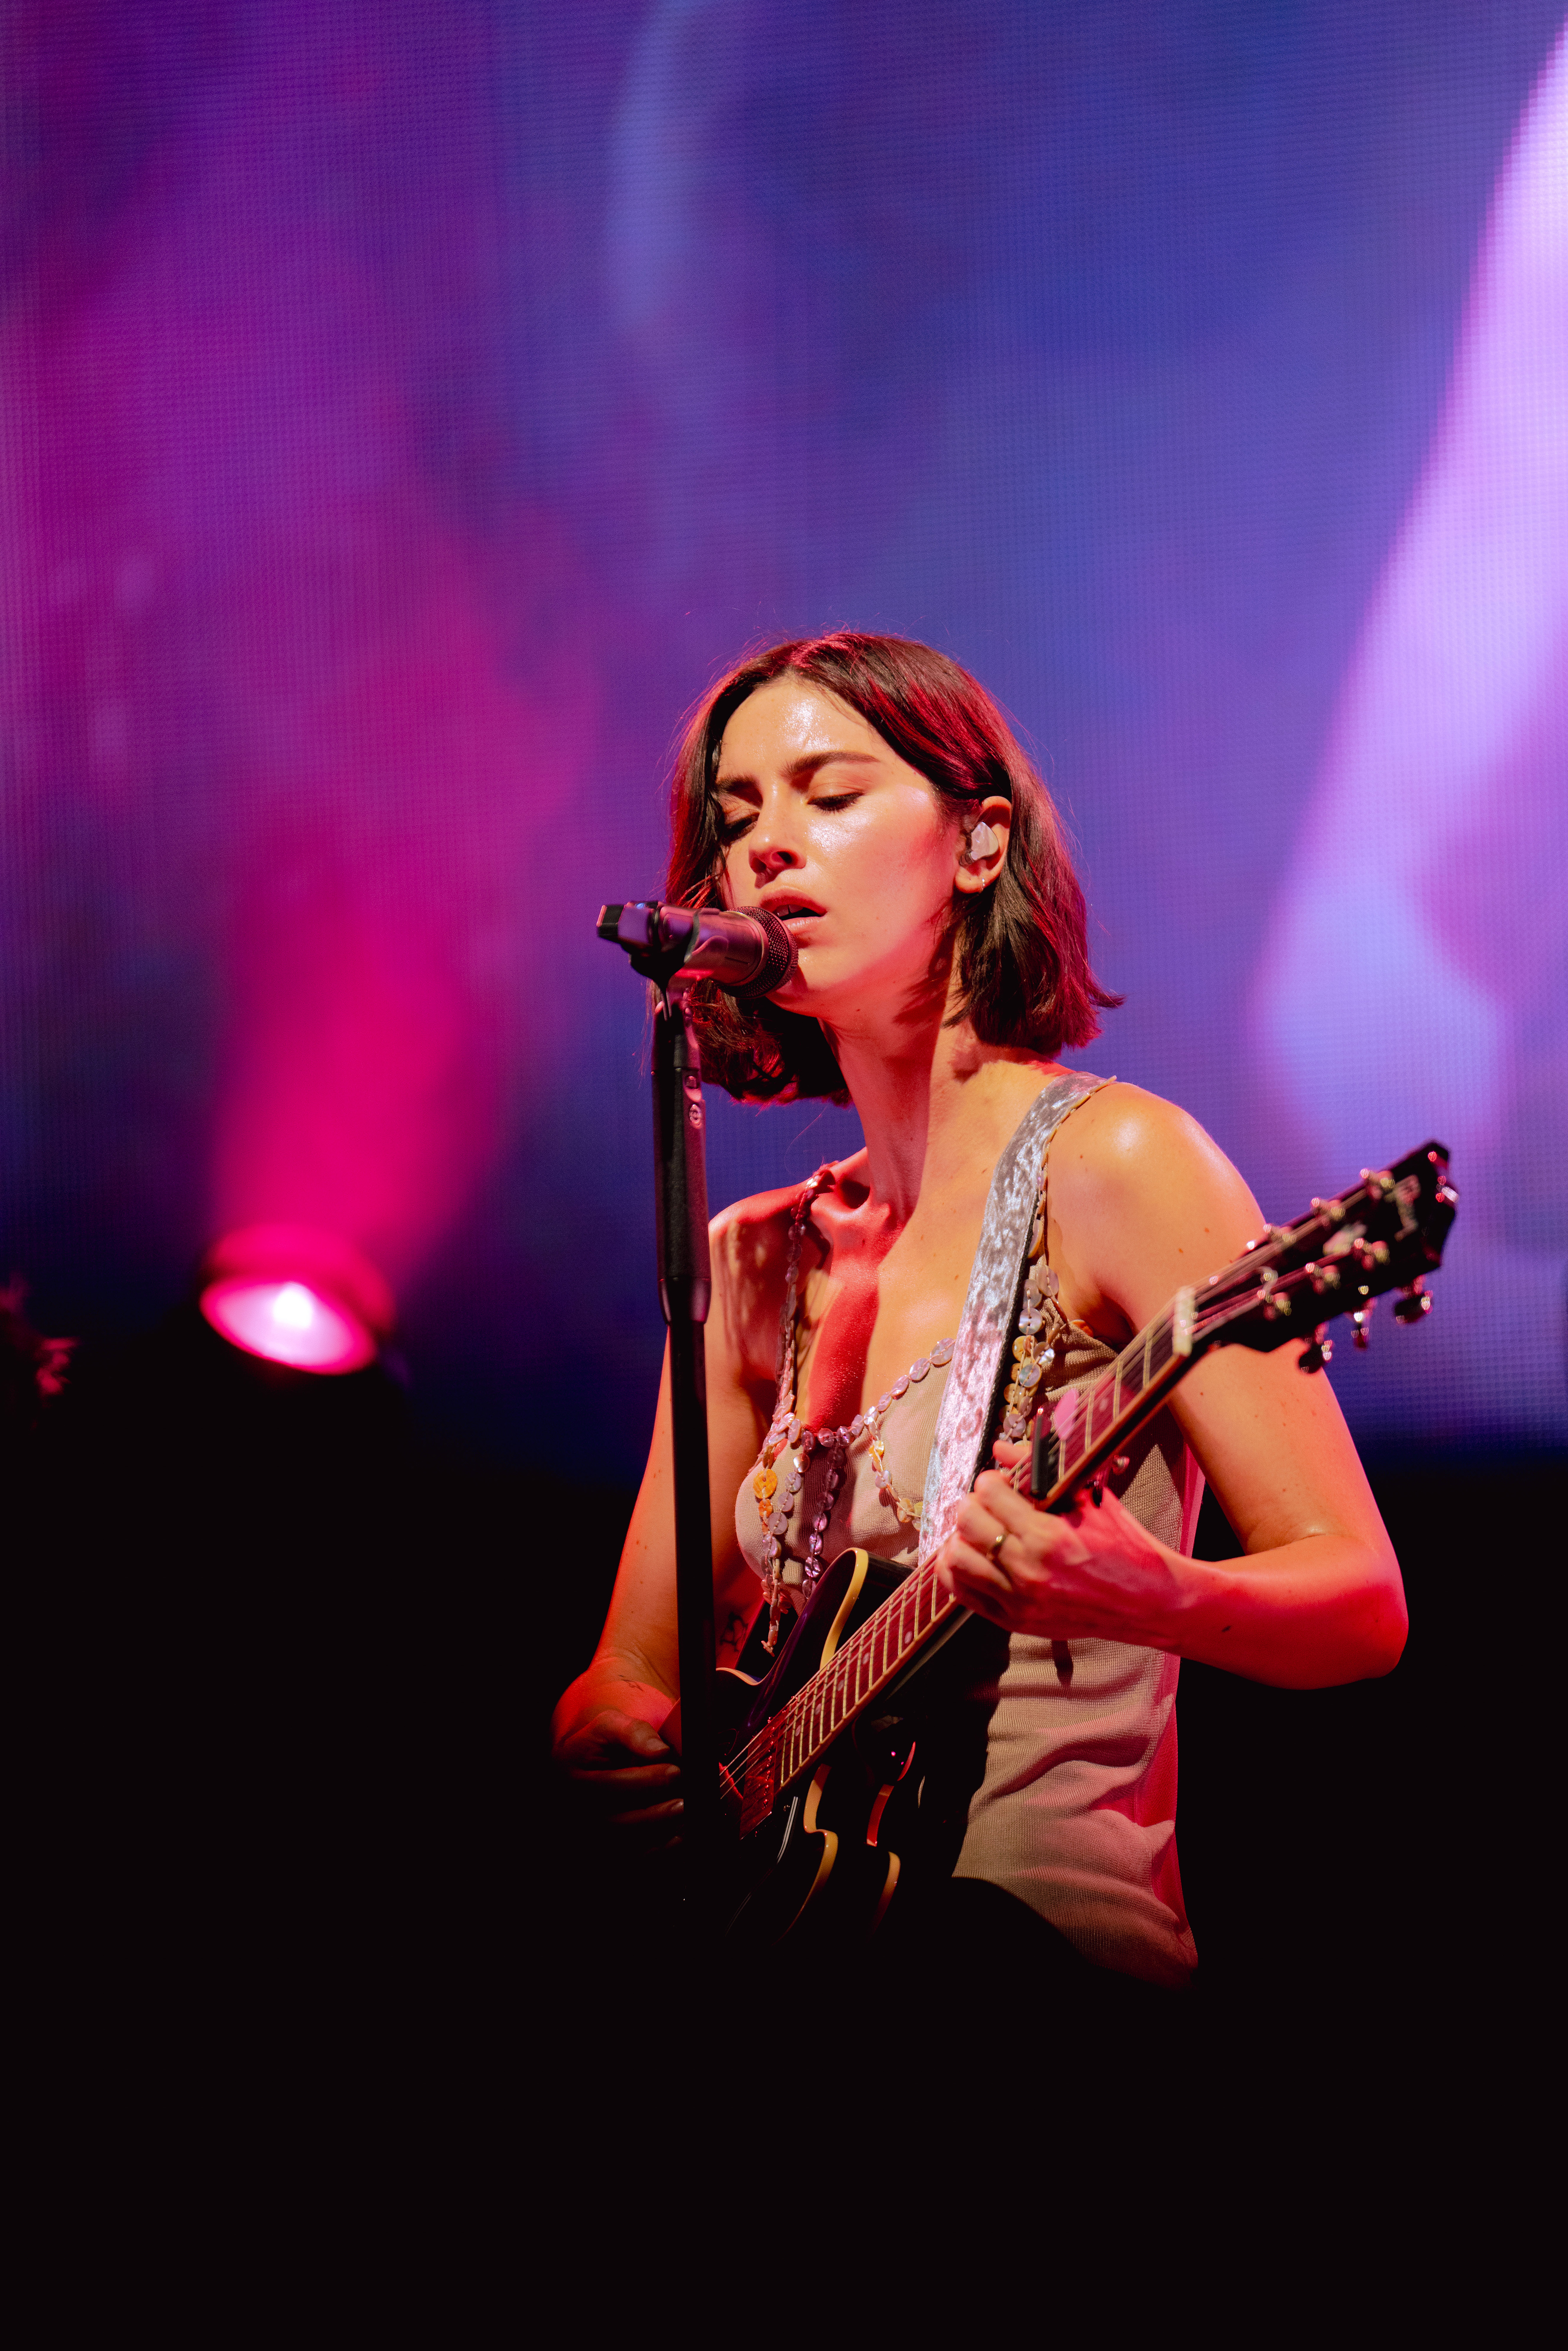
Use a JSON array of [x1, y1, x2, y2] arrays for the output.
[[701, 1139, 1458, 1949]]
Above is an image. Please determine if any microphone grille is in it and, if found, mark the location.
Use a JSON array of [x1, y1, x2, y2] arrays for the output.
[[729, 908, 797, 998]]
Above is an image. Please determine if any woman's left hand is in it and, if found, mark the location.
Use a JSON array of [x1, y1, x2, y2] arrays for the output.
[[934, 1445, 1188, 1645]]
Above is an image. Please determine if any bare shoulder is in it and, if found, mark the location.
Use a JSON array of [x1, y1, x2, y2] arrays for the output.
[[709, 1152, 867, 1376], [1047, 1081, 1267, 1330], [708, 1177, 814, 1382], [1054, 1081, 1255, 1208], [710, 1181, 798, 1286]]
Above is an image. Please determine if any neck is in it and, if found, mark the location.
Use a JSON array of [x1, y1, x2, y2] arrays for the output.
[[824, 985, 1059, 1226]]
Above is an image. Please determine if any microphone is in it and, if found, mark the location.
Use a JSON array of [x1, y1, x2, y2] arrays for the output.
[[596, 901, 797, 997]]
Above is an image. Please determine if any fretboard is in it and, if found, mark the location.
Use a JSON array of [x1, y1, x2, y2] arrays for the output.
[[733, 1284, 1196, 1833]]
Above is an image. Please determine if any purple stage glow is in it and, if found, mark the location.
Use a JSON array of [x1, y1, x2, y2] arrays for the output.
[[2, 4, 1563, 1476], [1253, 25, 1568, 1449]]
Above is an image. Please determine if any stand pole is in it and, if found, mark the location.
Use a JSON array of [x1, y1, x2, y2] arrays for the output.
[[651, 986, 717, 1910]]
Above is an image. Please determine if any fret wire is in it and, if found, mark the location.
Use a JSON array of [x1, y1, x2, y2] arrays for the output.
[[1117, 1330, 1141, 1411], [764, 1281, 1217, 1804]]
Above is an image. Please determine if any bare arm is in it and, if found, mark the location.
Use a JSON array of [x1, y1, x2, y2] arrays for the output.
[[941, 1085, 1407, 1688], [550, 1195, 785, 1821]]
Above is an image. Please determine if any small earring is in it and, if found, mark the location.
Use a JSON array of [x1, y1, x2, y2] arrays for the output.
[[964, 820, 1001, 863]]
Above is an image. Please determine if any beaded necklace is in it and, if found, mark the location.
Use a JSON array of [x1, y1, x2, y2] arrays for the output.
[[750, 1133, 1071, 1648]]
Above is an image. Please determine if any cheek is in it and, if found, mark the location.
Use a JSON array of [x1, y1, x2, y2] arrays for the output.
[[830, 801, 954, 906]]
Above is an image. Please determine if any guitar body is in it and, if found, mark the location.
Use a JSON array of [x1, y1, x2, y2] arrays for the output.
[[714, 1550, 992, 1950]]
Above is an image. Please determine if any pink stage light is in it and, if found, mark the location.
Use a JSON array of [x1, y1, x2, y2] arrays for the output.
[[197, 1226, 396, 1376], [201, 1276, 374, 1373]]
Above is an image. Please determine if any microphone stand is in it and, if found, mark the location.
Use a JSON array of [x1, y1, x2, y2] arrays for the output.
[[596, 898, 796, 1934], [649, 978, 720, 1915], [596, 906, 721, 1925]]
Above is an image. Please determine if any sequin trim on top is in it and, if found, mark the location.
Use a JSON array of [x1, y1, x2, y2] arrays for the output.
[[750, 1166, 955, 1653], [999, 1166, 1062, 1443]]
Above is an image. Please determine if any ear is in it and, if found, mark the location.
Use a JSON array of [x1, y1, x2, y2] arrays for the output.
[[954, 794, 1012, 895]]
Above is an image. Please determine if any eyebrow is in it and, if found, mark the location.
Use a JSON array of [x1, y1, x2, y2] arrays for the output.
[[713, 750, 882, 793]]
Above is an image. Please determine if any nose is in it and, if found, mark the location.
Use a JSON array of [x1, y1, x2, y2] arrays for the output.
[[748, 809, 803, 883]]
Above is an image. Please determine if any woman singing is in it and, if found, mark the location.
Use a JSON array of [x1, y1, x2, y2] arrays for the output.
[[551, 632, 1405, 1997]]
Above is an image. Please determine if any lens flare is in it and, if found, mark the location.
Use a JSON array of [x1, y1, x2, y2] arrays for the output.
[[196, 1225, 395, 1376], [200, 1276, 375, 1373]]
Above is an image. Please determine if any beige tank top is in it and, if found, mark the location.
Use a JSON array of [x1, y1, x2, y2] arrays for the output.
[[735, 1087, 1202, 1988]]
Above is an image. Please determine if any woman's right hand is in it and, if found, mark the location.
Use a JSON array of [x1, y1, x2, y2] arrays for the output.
[[552, 1699, 683, 1853]]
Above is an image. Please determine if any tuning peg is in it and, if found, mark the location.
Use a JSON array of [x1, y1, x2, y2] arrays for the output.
[[1298, 1326, 1334, 1374], [1392, 1281, 1432, 1325], [1350, 1302, 1375, 1350]]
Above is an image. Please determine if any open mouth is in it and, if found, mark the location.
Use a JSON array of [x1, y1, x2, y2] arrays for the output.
[[760, 897, 823, 930]]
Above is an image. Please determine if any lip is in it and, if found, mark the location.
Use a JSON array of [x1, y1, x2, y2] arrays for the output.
[[755, 892, 826, 924]]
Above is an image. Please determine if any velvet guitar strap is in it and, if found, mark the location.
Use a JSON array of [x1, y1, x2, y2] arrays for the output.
[[916, 1069, 1108, 1571]]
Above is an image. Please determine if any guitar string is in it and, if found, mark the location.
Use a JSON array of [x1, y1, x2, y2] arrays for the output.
[[723, 1285, 1280, 1804], [728, 1290, 1181, 1791], [725, 1165, 1436, 1805]]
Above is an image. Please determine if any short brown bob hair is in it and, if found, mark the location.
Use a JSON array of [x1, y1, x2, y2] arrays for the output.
[[666, 631, 1119, 1102]]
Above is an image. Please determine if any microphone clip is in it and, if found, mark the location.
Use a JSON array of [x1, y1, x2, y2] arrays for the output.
[[596, 901, 695, 992]]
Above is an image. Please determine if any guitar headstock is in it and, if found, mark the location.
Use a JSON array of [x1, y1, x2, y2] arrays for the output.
[[1199, 1141, 1458, 1366]]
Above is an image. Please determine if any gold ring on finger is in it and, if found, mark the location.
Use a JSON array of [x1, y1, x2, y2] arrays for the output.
[[989, 1527, 1010, 1565]]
